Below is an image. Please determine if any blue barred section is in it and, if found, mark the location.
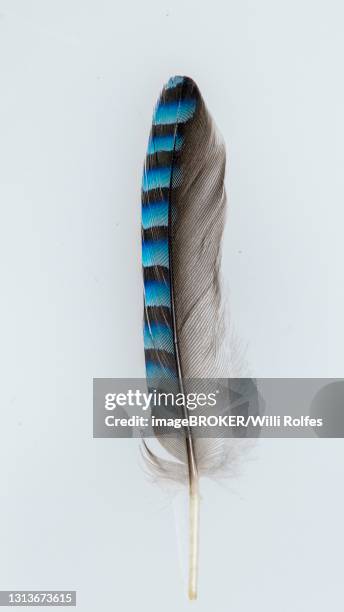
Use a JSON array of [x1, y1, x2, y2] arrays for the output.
[[153, 99, 197, 126], [142, 166, 172, 192], [144, 322, 174, 353], [142, 76, 198, 379], [144, 280, 170, 307], [147, 134, 183, 155], [145, 361, 176, 379], [142, 239, 169, 268], [165, 75, 184, 89], [142, 201, 169, 229]]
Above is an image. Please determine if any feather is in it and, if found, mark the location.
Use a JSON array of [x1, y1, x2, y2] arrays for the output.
[[141, 75, 238, 600]]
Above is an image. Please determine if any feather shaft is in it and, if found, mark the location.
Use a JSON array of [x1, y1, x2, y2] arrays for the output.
[[188, 478, 199, 600]]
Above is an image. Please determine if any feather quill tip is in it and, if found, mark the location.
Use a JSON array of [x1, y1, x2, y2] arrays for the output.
[[188, 589, 197, 601]]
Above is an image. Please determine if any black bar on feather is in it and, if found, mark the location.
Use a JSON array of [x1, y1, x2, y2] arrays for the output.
[[142, 188, 170, 205], [144, 305, 172, 325], [144, 349, 177, 371], [143, 265, 170, 284], [142, 227, 168, 242], [145, 151, 174, 171]]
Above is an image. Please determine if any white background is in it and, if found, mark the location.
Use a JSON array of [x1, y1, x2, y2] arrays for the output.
[[0, 1, 343, 611]]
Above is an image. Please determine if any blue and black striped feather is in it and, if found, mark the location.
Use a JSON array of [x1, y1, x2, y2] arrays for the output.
[[142, 76, 199, 381], [140, 76, 259, 602], [140, 75, 240, 603]]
